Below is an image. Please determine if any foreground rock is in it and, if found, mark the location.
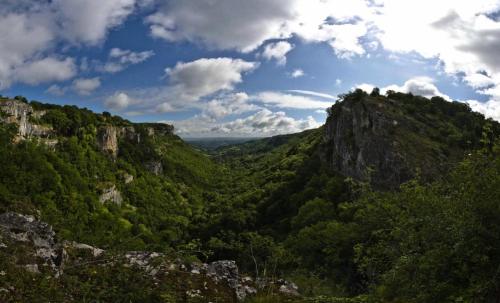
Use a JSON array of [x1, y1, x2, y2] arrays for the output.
[[0, 213, 299, 302], [0, 212, 64, 274]]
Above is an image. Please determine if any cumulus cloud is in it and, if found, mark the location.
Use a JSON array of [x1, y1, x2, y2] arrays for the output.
[[0, 0, 139, 89], [261, 41, 294, 65], [146, 0, 374, 55], [467, 99, 500, 121], [165, 57, 258, 103], [46, 84, 67, 97], [464, 73, 496, 89], [103, 48, 155, 73], [371, 1, 500, 119], [104, 92, 136, 111], [54, 0, 136, 45], [72, 77, 101, 95], [289, 69, 305, 78], [100, 57, 258, 114], [14, 57, 77, 86], [384, 77, 451, 100], [256, 91, 334, 109], [146, 0, 296, 52], [170, 109, 321, 137], [356, 77, 451, 100], [203, 93, 259, 120]]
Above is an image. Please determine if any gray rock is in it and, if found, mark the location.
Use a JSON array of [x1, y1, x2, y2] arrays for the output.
[[0, 212, 65, 272], [0, 99, 53, 140], [324, 97, 413, 189], [66, 241, 104, 257], [207, 260, 257, 301], [144, 161, 163, 175], [276, 279, 299, 296], [99, 185, 123, 205], [97, 126, 119, 156], [123, 173, 134, 184]]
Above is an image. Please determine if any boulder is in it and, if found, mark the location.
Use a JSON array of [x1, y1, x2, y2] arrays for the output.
[[0, 212, 65, 273], [98, 185, 123, 205]]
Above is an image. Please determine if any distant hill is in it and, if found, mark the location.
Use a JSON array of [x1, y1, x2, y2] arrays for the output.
[[184, 137, 261, 151]]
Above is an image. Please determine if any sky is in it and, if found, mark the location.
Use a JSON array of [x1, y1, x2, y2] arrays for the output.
[[1, 0, 500, 137]]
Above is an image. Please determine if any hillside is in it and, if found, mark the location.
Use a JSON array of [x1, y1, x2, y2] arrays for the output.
[[1, 91, 500, 302]]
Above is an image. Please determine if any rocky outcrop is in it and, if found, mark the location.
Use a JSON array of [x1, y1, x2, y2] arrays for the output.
[[145, 161, 163, 175], [139, 123, 174, 137], [97, 126, 119, 156], [0, 99, 53, 140], [96, 124, 173, 157], [98, 185, 123, 205], [324, 97, 415, 189], [0, 212, 65, 274], [0, 213, 299, 301]]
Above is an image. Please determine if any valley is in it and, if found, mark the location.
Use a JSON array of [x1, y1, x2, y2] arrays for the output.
[[1, 90, 500, 302]]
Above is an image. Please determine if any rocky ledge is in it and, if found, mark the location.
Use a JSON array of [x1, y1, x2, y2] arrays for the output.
[[0, 212, 299, 301]]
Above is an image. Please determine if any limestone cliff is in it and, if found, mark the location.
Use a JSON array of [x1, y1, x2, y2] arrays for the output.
[[0, 213, 299, 302], [96, 123, 174, 157], [96, 126, 119, 156], [323, 94, 468, 189], [0, 99, 53, 140]]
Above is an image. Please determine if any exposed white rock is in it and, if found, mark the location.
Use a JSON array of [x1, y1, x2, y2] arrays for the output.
[[99, 185, 123, 205], [67, 241, 105, 257], [0, 212, 65, 272], [0, 100, 53, 140]]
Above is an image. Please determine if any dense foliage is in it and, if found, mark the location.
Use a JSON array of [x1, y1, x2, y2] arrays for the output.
[[1, 91, 500, 302]]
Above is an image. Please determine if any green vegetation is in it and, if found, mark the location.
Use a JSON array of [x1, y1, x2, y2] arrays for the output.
[[1, 90, 500, 302]]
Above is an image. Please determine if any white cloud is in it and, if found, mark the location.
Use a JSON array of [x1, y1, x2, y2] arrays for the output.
[[356, 77, 451, 100], [287, 90, 337, 100], [165, 57, 258, 103], [0, 0, 139, 89], [203, 92, 259, 120], [72, 77, 101, 95], [146, 0, 374, 55], [103, 48, 155, 73], [256, 91, 334, 109], [370, 1, 500, 119], [146, 0, 297, 52], [464, 73, 495, 89], [170, 109, 321, 137], [467, 99, 500, 121], [290, 69, 305, 78], [46, 84, 67, 96], [335, 79, 342, 86], [355, 83, 376, 94], [155, 102, 176, 113], [383, 77, 451, 100], [54, 0, 136, 45], [14, 57, 77, 85], [262, 41, 294, 65], [104, 92, 136, 111]]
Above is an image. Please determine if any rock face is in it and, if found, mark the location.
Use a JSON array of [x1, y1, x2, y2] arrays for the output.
[[96, 124, 173, 157], [145, 161, 163, 175], [0, 99, 53, 140], [0, 213, 298, 302], [207, 260, 257, 301], [323, 95, 459, 189], [98, 185, 123, 205], [324, 97, 413, 189], [0, 212, 65, 273], [97, 126, 119, 156]]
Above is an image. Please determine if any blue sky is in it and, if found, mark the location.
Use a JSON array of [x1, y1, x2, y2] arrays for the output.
[[1, 0, 500, 137]]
